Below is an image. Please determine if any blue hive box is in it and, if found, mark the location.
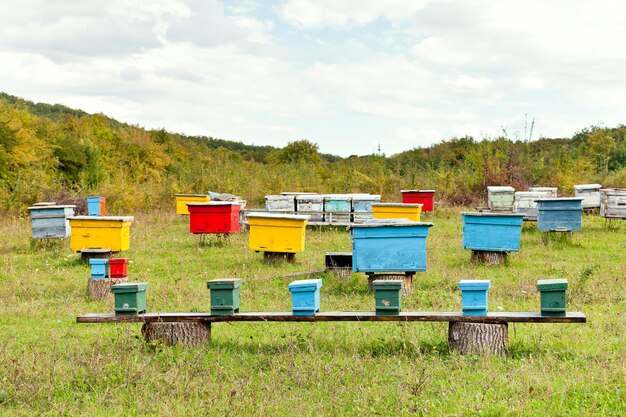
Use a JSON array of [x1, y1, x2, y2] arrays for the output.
[[536, 198, 583, 232], [27, 204, 76, 239], [351, 219, 433, 273], [459, 279, 491, 316], [462, 212, 524, 252], [87, 196, 105, 216], [288, 278, 322, 316], [89, 258, 109, 279]]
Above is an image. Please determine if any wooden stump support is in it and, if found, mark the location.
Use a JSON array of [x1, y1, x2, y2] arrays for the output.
[[141, 322, 211, 347], [367, 273, 414, 294], [80, 248, 113, 262], [87, 277, 128, 300], [263, 252, 296, 264], [448, 322, 508, 356], [470, 250, 508, 266]]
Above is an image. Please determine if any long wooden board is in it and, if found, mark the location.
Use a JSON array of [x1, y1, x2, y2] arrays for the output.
[[77, 311, 586, 324]]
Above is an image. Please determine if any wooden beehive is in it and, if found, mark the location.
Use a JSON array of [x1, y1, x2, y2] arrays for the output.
[[351, 194, 381, 223], [462, 212, 524, 252], [265, 195, 296, 212], [27, 204, 76, 239], [295, 194, 324, 223], [574, 184, 602, 209], [536, 198, 583, 232], [69, 216, 133, 252], [324, 194, 352, 224], [514, 190, 554, 220], [401, 190, 435, 212], [487, 186, 515, 212], [599, 188, 626, 219]]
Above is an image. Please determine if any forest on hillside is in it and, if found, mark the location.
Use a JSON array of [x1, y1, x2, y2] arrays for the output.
[[1, 93, 625, 215]]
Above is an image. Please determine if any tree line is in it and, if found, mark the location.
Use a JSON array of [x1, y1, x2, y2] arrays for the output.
[[1, 93, 624, 215]]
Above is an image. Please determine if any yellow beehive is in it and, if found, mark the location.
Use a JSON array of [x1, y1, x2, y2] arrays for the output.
[[372, 203, 422, 222], [69, 216, 134, 252], [175, 194, 210, 215], [247, 212, 309, 253]]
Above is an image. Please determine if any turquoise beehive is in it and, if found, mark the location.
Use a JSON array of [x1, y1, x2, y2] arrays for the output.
[[288, 278, 322, 316], [459, 280, 491, 316], [462, 212, 524, 252], [536, 198, 583, 232], [351, 219, 433, 273], [89, 258, 108, 279]]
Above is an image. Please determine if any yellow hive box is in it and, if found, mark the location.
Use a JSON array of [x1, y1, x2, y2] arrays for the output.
[[69, 216, 134, 252], [175, 194, 210, 215], [372, 203, 423, 222], [247, 212, 309, 253]]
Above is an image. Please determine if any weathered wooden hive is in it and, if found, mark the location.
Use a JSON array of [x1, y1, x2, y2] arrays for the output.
[[487, 186, 515, 212], [574, 184, 602, 209], [27, 204, 76, 239], [514, 190, 555, 220], [536, 198, 583, 232], [599, 188, 626, 219]]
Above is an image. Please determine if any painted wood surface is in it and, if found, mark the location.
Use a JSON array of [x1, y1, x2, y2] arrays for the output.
[[175, 194, 210, 215], [462, 212, 524, 252], [514, 191, 554, 220], [351, 221, 433, 273], [371, 203, 422, 222], [295, 195, 324, 222], [600, 188, 626, 219], [324, 195, 352, 223], [247, 212, 308, 253], [86, 196, 106, 216], [400, 190, 435, 212], [536, 198, 583, 232], [574, 184, 602, 209], [459, 280, 491, 316], [265, 195, 296, 212], [111, 282, 148, 316], [487, 186, 515, 211], [77, 311, 587, 324], [28, 205, 75, 239], [207, 279, 242, 315], [187, 202, 241, 234], [288, 278, 322, 316], [69, 216, 133, 252]]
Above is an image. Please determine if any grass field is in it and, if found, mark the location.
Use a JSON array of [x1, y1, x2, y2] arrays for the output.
[[1, 208, 625, 416]]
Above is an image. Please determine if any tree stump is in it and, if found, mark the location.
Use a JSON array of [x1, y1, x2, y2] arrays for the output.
[[87, 277, 128, 300], [141, 322, 211, 347], [448, 322, 508, 356], [470, 250, 508, 265], [367, 273, 414, 294], [263, 252, 295, 264]]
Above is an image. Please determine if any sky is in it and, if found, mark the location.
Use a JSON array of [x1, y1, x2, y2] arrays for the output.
[[0, 0, 625, 156]]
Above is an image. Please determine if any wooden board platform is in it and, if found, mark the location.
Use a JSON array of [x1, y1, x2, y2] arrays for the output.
[[77, 311, 586, 324]]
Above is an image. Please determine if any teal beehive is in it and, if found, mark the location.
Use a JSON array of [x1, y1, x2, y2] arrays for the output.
[[207, 279, 242, 315], [537, 279, 568, 316], [536, 198, 583, 232], [288, 278, 322, 316], [372, 280, 403, 316], [459, 280, 491, 316], [89, 258, 108, 279], [111, 282, 148, 315]]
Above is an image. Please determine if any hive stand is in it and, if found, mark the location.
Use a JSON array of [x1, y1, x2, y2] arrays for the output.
[[366, 273, 414, 294], [324, 252, 353, 278], [80, 248, 113, 262], [540, 229, 573, 245], [470, 250, 508, 266], [77, 311, 586, 355], [263, 251, 296, 264], [87, 277, 129, 300]]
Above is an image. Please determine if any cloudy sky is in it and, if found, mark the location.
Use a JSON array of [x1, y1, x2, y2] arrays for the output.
[[1, 0, 624, 156]]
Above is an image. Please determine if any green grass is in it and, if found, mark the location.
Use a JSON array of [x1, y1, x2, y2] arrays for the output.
[[1, 209, 625, 416]]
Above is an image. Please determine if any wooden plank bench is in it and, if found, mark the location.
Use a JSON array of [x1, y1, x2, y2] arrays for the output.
[[77, 311, 586, 356]]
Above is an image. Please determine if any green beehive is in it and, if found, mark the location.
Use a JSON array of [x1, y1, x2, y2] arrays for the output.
[[207, 278, 242, 315], [537, 278, 568, 316], [111, 282, 148, 316], [372, 280, 403, 316]]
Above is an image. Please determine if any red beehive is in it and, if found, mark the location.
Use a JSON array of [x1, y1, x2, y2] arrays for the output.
[[108, 258, 129, 278], [401, 190, 435, 212], [187, 202, 241, 234]]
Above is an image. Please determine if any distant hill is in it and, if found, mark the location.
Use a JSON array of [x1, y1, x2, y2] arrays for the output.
[[0, 92, 624, 214]]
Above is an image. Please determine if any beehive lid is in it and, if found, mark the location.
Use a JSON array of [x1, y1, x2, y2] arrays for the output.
[[351, 218, 433, 228], [33, 202, 57, 206], [601, 188, 626, 195], [207, 278, 242, 289], [266, 194, 295, 200], [462, 212, 525, 218], [528, 187, 557, 192], [459, 280, 491, 291], [537, 278, 568, 291], [574, 184, 602, 191], [246, 212, 310, 220], [28, 204, 76, 210], [288, 278, 323, 292], [534, 197, 583, 202], [111, 282, 148, 293], [88, 258, 108, 265], [296, 194, 324, 201], [109, 258, 129, 264], [371, 280, 403, 289], [487, 186, 515, 192], [281, 191, 316, 196], [186, 201, 241, 206], [401, 189, 435, 193], [372, 203, 423, 208], [351, 194, 381, 201], [175, 193, 208, 197], [324, 194, 353, 200], [69, 216, 134, 221]]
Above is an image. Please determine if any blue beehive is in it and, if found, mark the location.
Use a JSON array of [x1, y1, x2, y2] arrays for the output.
[[324, 194, 352, 223], [27, 204, 76, 239], [536, 198, 583, 232], [351, 219, 433, 273], [459, 280, 491, 316], [89, 258, 109, 279], [288, 278, 322, 316], [462, 212, 524, 252], [86, 196, 105, 216]]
